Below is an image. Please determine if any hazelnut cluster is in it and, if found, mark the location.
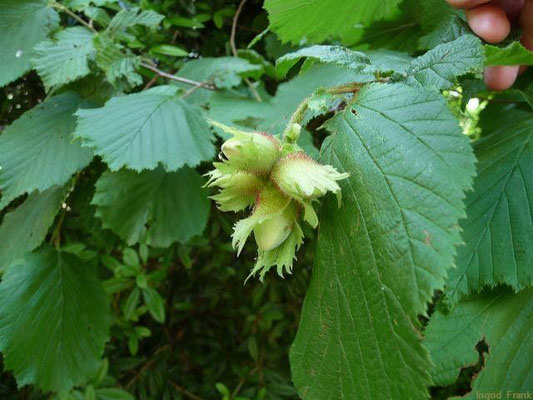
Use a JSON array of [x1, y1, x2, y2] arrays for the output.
[[206, 120, 348, 280]]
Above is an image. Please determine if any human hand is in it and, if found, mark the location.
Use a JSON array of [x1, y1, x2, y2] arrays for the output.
[[446, 0, 533, 90]]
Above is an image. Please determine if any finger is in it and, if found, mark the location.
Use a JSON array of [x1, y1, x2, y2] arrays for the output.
[[484, 65, 520, 90], [446, 0, 491, 9], [466, 4, 511, 43]]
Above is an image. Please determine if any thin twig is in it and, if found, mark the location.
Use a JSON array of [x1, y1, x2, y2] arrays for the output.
[[230, 0, 262, 103], [143, 75, 159, 90], [230, 0, 247, 58], [168, 381, 205, 400], [140, 62, 216, 90], [181, 81, 210, 99], [125, 345, 170, 389], [231, 378, 245, 399], [50, 2, 97, 33]]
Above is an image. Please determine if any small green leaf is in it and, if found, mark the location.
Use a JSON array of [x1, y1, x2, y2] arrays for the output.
[[165, 16, 205, 29], [215, 383, 231, 396], [84, 7, 111, 27], [122, 248, 139, 268], [485, 41, 533, 66], [136, 274, 148, 289], [123, 288, 140, 320], [150, 44, 188, 57], [93, 34, 142, 88], [96, 388, 134, 400], [0, 247, 111, 392], [127, 335, 138, 355], [93, 359, 109, 386], [85, 385, 97, 400], [107, 7, 163, 32], [139, 244, 149, 263], [248, 336, 259, 360], [134, 326, 151, 338], [142, 287, 165, 323]]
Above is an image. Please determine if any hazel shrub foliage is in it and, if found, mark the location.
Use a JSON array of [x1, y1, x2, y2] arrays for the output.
[[0, 0, 532, 399]]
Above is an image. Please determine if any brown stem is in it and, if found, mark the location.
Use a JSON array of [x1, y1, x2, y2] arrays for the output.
[[143, 75, 159, 91], [168, 381, 206, 400], [230, 0, 262, 102], [231, 377, 245, 399], [140, 63, 216, 90], [327, 82, 363, 95], [181, 81, 211, 99], [230, 0, 247, 57]]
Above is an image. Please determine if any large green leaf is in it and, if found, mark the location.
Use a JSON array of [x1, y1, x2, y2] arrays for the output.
[[445, 109, 533, 304], [74, 86, 215, 171], [0, 247, 111, 392], [0, 0, 58, 86], [0, 92, 93, 210], [404, 35, 483, 90], [425, 288, 533, 395], [32, 27, 95, 90], [0, 186, 68, 271], [290, 83, 475, 399], [92, 167, 210, 247], [264, 0, 402, 44]]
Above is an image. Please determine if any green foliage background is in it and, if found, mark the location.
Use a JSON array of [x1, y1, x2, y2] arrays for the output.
[[0, 0, 531, 399]]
